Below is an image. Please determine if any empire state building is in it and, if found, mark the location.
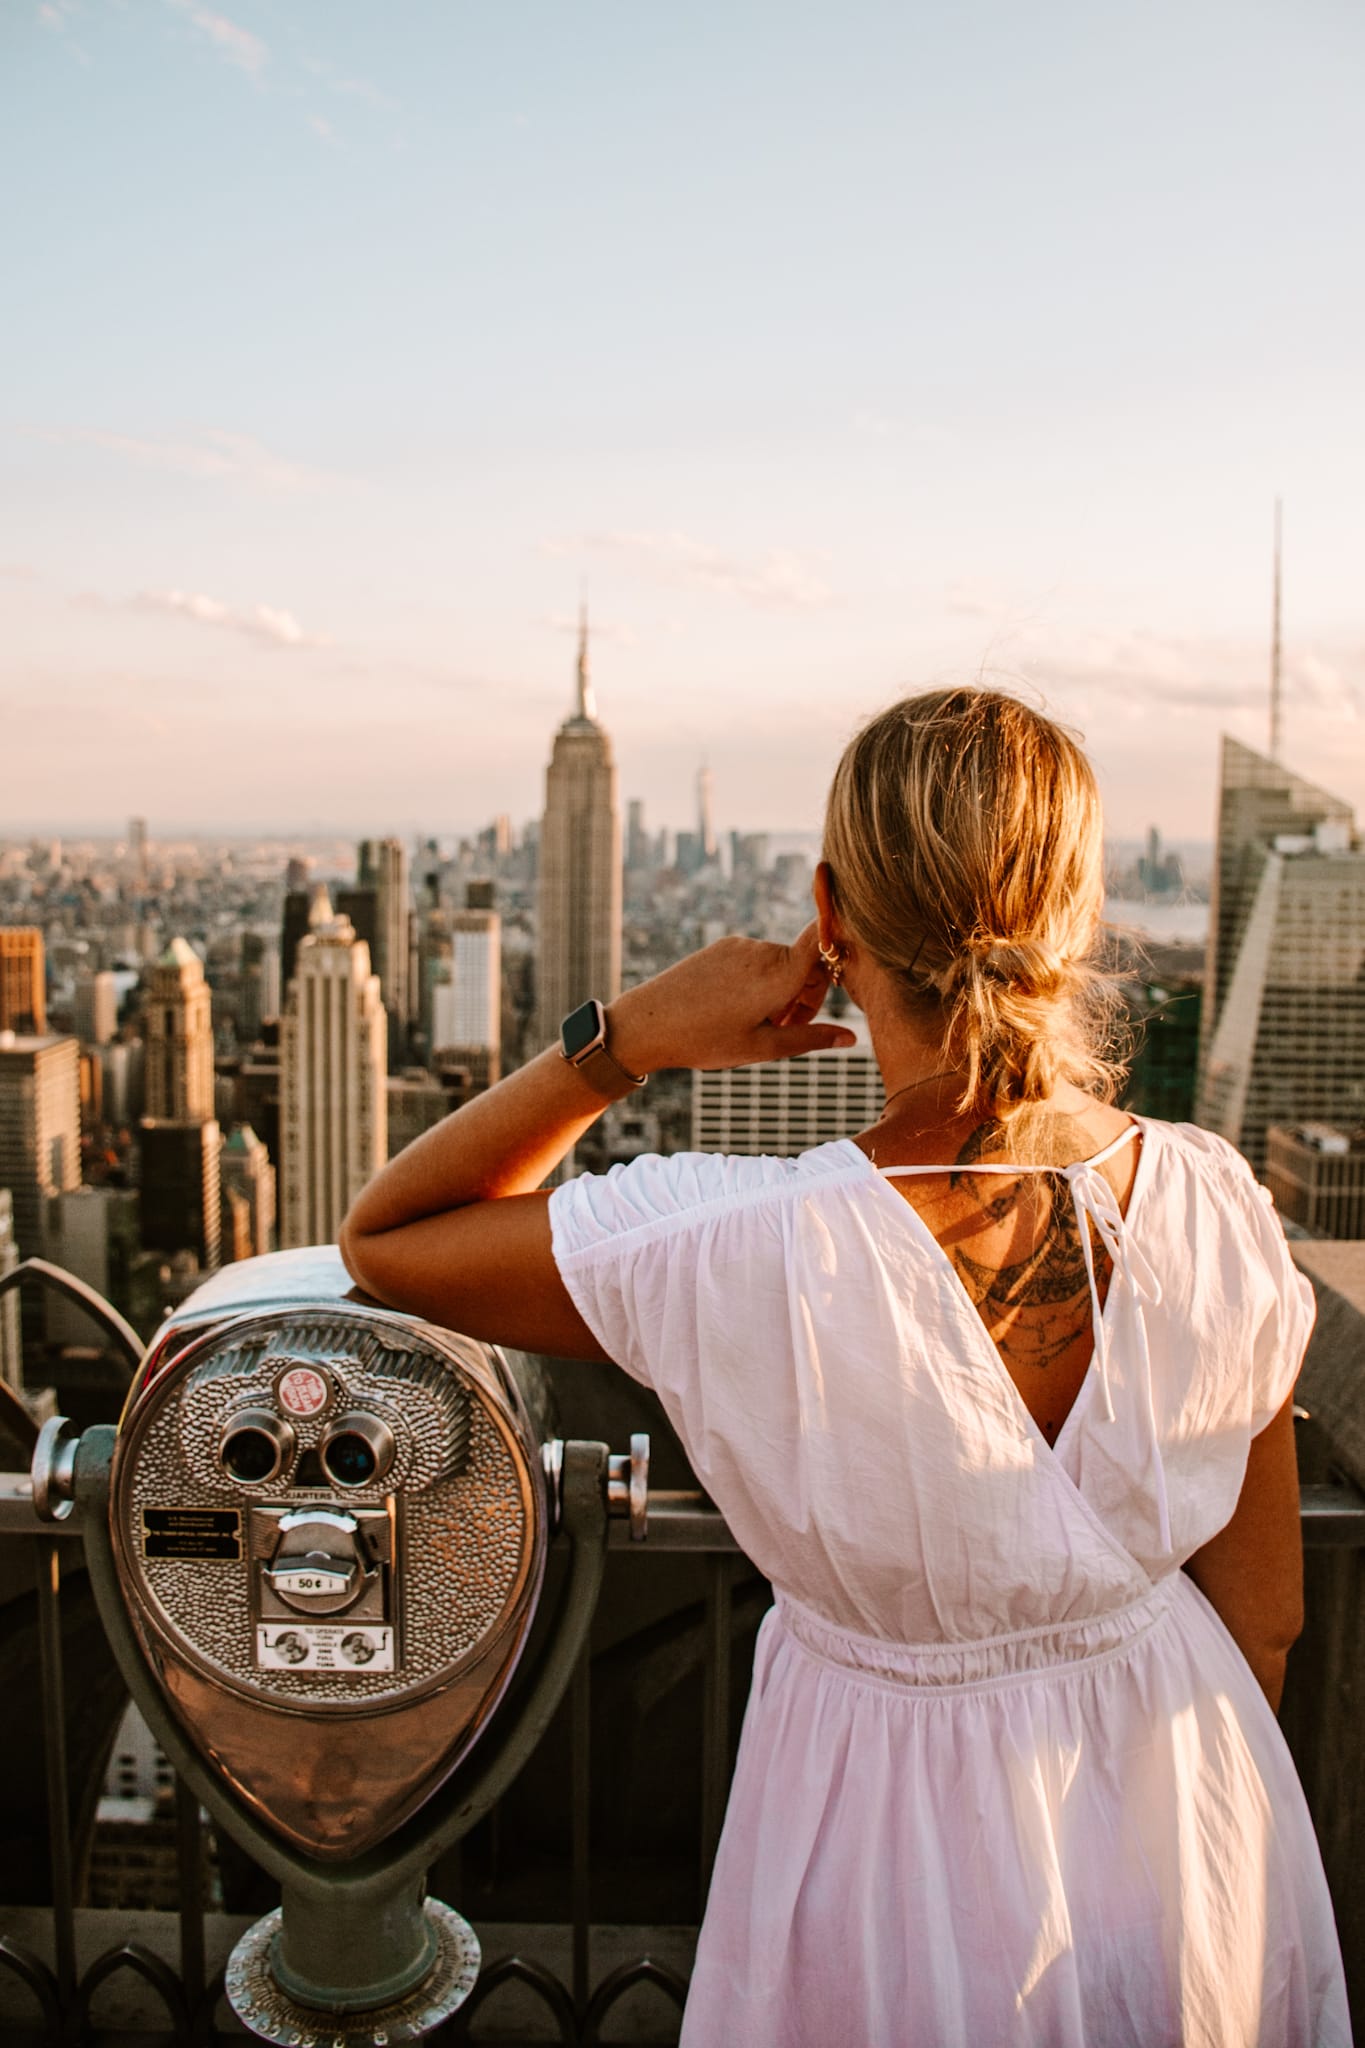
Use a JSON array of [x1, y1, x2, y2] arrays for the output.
[[536, 610, 622, 1043]]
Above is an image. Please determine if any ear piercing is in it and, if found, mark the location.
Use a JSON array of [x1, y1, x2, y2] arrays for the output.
[[818, 942, 845, 986]]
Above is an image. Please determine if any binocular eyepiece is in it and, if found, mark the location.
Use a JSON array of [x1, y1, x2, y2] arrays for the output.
[[218, 1404, 398, 1490]]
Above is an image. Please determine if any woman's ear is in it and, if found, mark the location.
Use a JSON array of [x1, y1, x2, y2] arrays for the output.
[[813, 861, 841, 950]]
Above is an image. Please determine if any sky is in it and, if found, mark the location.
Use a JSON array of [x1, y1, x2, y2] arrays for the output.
[[4, 0, 1363, 841]]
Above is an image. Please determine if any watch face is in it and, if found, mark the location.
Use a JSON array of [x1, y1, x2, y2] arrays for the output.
[[561, 999, 604, 1060]]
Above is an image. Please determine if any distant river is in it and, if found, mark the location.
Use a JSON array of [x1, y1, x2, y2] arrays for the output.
[[1103, 899, 1208, 945]]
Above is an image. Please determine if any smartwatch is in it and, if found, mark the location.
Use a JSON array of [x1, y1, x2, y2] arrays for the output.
[[559, 999, 646, 1100]]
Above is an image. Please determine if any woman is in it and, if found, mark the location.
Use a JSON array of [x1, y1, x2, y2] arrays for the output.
[[340, 688, 1349, 2046]]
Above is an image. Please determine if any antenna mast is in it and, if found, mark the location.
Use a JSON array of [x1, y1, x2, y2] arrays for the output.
[[1269, 498, 1283, 762]]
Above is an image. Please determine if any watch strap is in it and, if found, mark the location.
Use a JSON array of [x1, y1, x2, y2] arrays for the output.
[[571, 1040, 646, 1101]]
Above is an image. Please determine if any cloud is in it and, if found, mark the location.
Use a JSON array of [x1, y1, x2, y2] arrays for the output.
[[1286, 650, 1365, 720], [1009, 627, 1253, 715], [301, 55, 400, 113], [307, 113, 333, 142], [1007, 623, 1365, 723], [129, 588, 330, 650], [39, 425, 341, 494], [36, 0, 91, 61], [550, 531, 838, 612], [166, 0, 266, 77]]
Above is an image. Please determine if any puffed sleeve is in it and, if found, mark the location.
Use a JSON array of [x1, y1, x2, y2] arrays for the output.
[[548, 1148, 808, 1392], [1244, 1176, 1316, 1433], [1171, 1122, 1317, 1433]]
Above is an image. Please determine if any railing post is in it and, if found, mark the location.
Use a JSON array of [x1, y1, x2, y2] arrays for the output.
[[174, 1774, 206, 2027], [33, 1535, 77, 2008], [699, 1552, 733, 1901], [570, 1642, 592, 2016]]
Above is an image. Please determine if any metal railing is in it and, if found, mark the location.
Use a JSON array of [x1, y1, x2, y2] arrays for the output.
[[1, 1471, 1362, 2044], [0, 1469, 757, 2044], [0, 1255, 1361, 2044]]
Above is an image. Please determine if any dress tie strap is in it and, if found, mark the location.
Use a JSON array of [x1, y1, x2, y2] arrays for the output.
[[1062, 1156, 1164, 1425]]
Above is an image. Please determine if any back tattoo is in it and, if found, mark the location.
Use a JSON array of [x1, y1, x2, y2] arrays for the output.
[[946, 1114, 1111, 1383]]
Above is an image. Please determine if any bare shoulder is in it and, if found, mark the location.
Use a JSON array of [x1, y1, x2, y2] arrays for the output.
[[966, 1096, 1133, 1162]]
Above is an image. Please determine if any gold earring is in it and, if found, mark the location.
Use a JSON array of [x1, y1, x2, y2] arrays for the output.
[[818, 942, 844, 986]]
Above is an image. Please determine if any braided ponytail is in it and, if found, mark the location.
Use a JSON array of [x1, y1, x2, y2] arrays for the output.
[[822, 689, 1124, 1117]]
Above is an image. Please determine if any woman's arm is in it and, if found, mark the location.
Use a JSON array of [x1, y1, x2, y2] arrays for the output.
[[1183, 1394, 1304, 1713], [337, 928, 852, 1354]]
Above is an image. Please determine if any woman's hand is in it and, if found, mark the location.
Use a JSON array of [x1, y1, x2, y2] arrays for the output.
[[608, 923, 856, 1075], [339, 922, 856, 1352]]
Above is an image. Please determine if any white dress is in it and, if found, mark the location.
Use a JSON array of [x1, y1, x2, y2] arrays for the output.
[[549, 1117, 1351, 2047]]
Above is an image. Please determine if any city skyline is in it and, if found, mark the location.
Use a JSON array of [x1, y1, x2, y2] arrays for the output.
[[5, 2, 1364, 840]]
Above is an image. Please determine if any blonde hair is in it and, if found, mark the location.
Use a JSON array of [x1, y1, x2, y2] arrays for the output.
[[822, 687, 1122, 1116]]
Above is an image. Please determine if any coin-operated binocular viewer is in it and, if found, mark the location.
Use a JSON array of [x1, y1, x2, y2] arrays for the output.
[[32, 1248, 648, 2045]]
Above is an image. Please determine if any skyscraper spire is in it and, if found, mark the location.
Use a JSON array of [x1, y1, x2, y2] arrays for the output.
[[1269, 497, 1283, 763], [576, 597, 597, 722], [697, 758, 716, 860]]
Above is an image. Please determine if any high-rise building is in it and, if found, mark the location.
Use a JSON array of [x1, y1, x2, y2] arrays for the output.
[[730, 830, 770, 880], [0, 1190, 20, 1392], [143, 938, 214, 1122], [415, 910, 452, 1051], [44, 1186, 141, 1347], [674, 830, 704, 877], [0, 928, 46, 1036], [280, 917, 387, 1247], [1202, 737, 1353, 1051], [1120, 952, 1203, 1124], [128, 816, 148, 889], [220, 1123, 276, 1259], [1265, 1123, 1365, 1240], [100, 1040, 142, 1127], [477, 815, 512, 862], [691, 1023, 885, 1155], [432, 906, 502, 1088], [336, 885, 379, 961], [239, 933, 281, 1041], [282, 881, 334, 998], [1196, 738, 1365, 1171], [258, 939, 281, 1022], [140, 1119, 222, 1272], [79, 1048, 103, 1134], [626, 798, 651, 873], [0, 1032, 81, 1355], [0, 1033, 81, 1258], [223, 1184, 253, 1264], [281, 888, 312, 991], [386, 1072, 451, 1159], [357, 838, 410, 1065], [697, 761, 716, 863], [74, 970, 118, 1046], [536, 609, 622, 1043]]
